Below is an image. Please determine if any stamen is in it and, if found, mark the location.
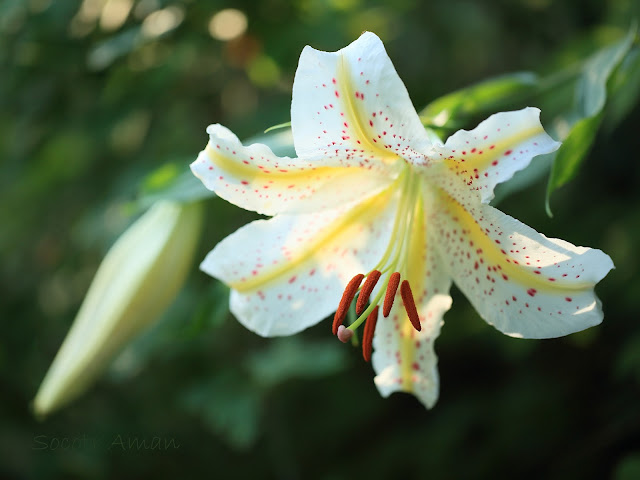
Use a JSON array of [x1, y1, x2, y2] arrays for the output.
[[400, 280, 421, 331], [383, 272, 401, 317], [337, 325, 354, 343], [332, 273, 364, 334], [356, 270, 382, 315], [362, 306, 379, 362]]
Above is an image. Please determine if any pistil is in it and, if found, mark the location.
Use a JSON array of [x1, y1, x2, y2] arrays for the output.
[[331, 166, 424, 361]]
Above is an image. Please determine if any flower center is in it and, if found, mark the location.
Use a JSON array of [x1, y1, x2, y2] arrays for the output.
[[332, 167, 423, 360]]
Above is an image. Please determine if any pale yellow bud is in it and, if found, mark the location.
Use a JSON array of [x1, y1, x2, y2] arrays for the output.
[[34, 200, 203, 417]]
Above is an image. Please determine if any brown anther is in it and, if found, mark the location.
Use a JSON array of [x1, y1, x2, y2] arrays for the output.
[[362, 306, 379, 362], [383, 272, 401, 317], [400, 280, 421, 331], [332, 273, 364, 335], [356, 270, 382, 316]]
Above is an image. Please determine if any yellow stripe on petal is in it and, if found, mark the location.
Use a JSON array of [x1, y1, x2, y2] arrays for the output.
[[204, 143, 342, 184], [431, 183, 612, 339], [335, 55, 397, 163], [193, 124, 395, 216], [229, 182, 396, 293], [436, 187, 595, 293], [291, 32, 433, 169], [202, 170, 404, 337], [398, 196, 426, 392]]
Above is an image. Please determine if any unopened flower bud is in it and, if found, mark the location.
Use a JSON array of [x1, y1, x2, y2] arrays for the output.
[[33, 200, 203, 417]]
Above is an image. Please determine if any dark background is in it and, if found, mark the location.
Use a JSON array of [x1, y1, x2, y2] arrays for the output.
[[2, 0, 640, 478]]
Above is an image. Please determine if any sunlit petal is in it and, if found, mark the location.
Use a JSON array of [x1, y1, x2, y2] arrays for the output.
[[430, 186, 613, 338], [201, 185, 401, 336], [292, 32, 432, 169], [191, 124, 394, 216], [432, 107, 560, 203]]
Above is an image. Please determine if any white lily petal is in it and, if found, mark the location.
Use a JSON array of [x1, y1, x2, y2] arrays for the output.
[[201, 185, 400, 336], [431, 188, 613, 338], [191, 124, 393, 216], [432, 107, 560, 203], [292, 31, 432, 169], [372, 196, 452, 408]]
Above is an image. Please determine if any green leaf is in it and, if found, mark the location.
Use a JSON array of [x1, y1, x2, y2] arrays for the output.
[[263, 121, 291, 133], [614, 453, 640, 480], [245, 337, 348, 388], [138, 162, 214, 209], [87, 27, 142, 71], [545, 114, 602, 216], [575, 28, 636, 117], [180, 372, 262, 450], [245, 128, 296, 157], [419, 72, 539, 129], [614, 332, 640, 384], [187, 282, 231, 336], [606, 47, 640, 132], [545, 26, 636, 214]]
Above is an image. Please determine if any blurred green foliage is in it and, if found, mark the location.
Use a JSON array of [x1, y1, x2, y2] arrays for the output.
[[2, 0, 640, 479], [546, 26, 636, 214]]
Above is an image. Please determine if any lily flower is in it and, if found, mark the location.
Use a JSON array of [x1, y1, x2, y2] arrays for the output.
[[191, 32, 613, 408]]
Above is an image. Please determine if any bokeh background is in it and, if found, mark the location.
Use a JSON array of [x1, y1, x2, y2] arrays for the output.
[[2, 0, 640, 478]]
